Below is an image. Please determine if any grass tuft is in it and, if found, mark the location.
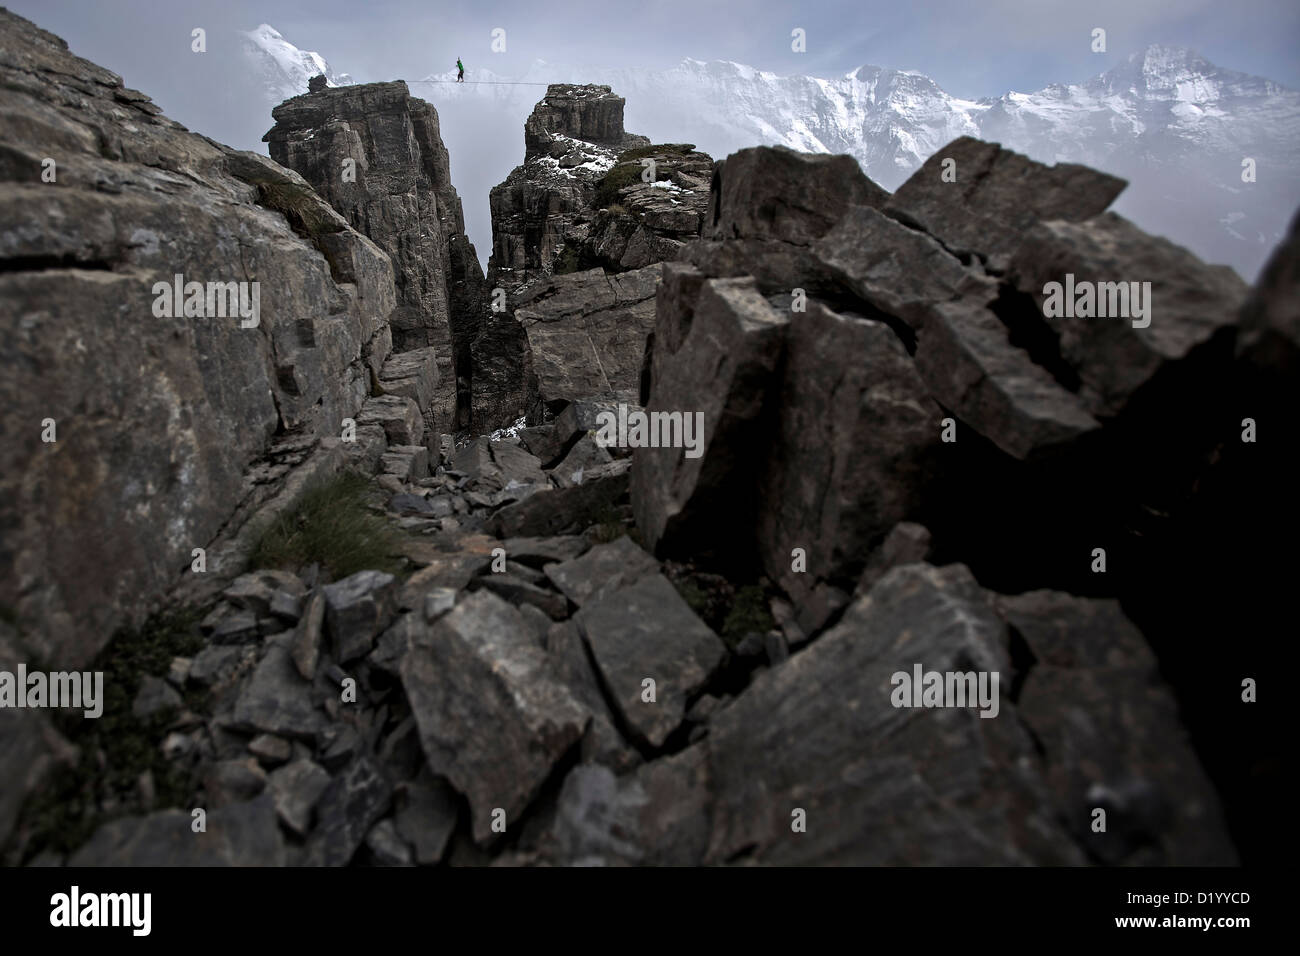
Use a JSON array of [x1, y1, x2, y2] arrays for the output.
[[248, 470, 402, 581]]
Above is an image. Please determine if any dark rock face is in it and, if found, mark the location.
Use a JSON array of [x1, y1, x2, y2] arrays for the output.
[[707, 145, 889, 244], [0, 9, 395, 672], [514, 264, 661, 416], [265, 81, 487, 432]]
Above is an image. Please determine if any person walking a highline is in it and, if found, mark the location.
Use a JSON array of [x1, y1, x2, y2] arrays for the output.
[[456, 57, 465, 82]]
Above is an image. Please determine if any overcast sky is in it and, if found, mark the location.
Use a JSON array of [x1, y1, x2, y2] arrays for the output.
[[12, 0, 1300, 106]]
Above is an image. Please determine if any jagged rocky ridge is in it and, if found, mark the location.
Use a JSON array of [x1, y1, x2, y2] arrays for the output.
[[1, 7, 1293, 865]]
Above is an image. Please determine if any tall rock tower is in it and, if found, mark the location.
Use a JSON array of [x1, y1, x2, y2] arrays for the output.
[[265, 80, 487, 432]]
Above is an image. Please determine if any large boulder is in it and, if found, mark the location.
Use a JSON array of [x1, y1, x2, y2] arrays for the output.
[[885, 136, 1127, 272], [708, 145, 889, 244], [631, 276, 789, 556], [399, 593, 590, 842], [755, 301, 942, 603], [1006, 212, 1250, 418]]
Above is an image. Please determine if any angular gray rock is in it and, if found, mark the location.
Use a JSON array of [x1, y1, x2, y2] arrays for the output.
[[704, 563, 1079, 865], [550, 434, 614, 489], [755, 300, 941, 604], [1005, 212, 1249, 418], [356, 394, 425, 447], [231, 634, 327, 740], [854, 522, 933, 598], [394, 768, 461, 865], [453, 437, 548, 498], [399, 590, 590, 842], [222, 570, 307, 619], [542, 748, 711, 865], [189, 644, 251, 688], [913, 297, 1101, 458], [303, 757, 393, 866], [885, 136, 1127, 272], [708, 145, 888, 244], [545, 620, 640, 771], [490, 459, 631, 538], [544, 535, 660, 607], [268, 758, 333, 836], [499, 535, 590, 568], [631, 276, 789, 554], [322, 570, 398, 664], [132, 675, 182, 720], [201, 757, 268, 808], [291, 589, 326, 680], [479, 573, 569, 620], [574, 573, 727, 748]]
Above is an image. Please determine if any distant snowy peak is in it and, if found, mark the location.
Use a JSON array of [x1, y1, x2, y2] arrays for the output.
[[241, 24, 352, 103]]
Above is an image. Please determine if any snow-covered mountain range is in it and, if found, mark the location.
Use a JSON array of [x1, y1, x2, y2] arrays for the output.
[[242, 30, 1300, 280], [241, 24, 353, 103]]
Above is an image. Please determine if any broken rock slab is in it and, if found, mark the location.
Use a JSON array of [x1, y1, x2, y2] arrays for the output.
[[884, 136, 1127, 272], [303, 757, 393, 867], [912, 296, 1100, 459], [540, 747, 711, 865], [549, 433, 613, 489], [1005, 212, 1249, 418], [321, 569, 397, 664], [544, 535, 659, 607], [708, 145, 888, 245], [399, 590, 590, 843], [546, 620, 640, 772], [357, 394, 425, 447], [499, 535, 590, 568], [231, 633, 327, 741], [704, 562, 1081, 865], [574, 573, 727, 748], [490, 459, 630, 538], [394, 767, 461, 865], [631, 276, 790, 555], [755, 300, 941, 605]]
